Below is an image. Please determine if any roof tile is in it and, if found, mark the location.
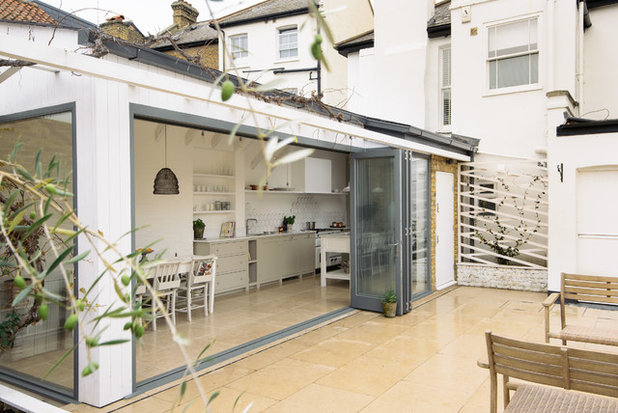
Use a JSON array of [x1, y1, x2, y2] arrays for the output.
[[0, 0, 56, 24]]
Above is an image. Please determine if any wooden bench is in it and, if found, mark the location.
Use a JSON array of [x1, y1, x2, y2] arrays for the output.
[[479, 331, 618, 413], [543, 272, 618, 346]]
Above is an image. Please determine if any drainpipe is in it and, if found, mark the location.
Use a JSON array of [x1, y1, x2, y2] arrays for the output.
[[577, 0, 585, 114]]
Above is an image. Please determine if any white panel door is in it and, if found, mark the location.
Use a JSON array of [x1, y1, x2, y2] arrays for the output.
[[576, 168, 618, 274], [436, 172, 455, 289]]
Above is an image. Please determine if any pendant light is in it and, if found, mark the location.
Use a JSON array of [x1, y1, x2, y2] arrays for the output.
[[153, 125, 179, 194]]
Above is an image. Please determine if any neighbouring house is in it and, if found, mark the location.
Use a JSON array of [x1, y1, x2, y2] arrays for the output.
[[0, 1, 477, 407], [213, 0, 372, 105], [99, 14, 147, 44], [338, 0, 618, 293], [151, 0, 219, 69]]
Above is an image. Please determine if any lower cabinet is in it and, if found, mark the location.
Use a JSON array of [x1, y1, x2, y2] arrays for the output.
[[194, 240, 248, 294], [256, 233, 315, 287]]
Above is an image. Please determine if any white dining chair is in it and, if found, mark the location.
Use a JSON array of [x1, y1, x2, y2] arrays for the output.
[[176, 255, 217, 321], [149, 260, 181, 331]]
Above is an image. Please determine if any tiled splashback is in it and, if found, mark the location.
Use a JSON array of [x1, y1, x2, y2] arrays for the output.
[[245, 194, 348, 233]]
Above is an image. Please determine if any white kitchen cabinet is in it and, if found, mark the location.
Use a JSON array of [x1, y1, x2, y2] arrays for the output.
[[291, 157, 332, 193], [268, 164, 290, 189], [194, 240, 248, 293]]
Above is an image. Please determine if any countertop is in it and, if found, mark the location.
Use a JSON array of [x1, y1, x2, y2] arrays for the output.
[[193, 230, 317, 243]]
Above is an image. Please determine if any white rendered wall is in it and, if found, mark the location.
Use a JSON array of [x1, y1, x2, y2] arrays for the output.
[[449, 0, 549, 159], [547, 131, 618, 291], [0, 23, 79, 48], [369, 1, 432, 127], [583, 5, 618, 118]]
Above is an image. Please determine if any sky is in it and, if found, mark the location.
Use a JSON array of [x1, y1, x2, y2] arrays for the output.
[[46, 0, 263, 35]]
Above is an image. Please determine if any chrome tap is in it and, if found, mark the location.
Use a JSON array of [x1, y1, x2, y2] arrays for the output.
[[246, 218, 258, 235]]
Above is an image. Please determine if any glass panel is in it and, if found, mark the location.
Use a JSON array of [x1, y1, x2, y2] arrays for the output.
[[495, 19, 529, 57], [441, 47, 451, 87], [497, 54, 530, 88], [279, 28, 298, 59], [411, 157, 430, 296], [0, 112, 74, 393], [529, 18, 538, 50], [355, 157, 397, 298], [531, 52, 539, 84], [489, 60, 497, 89], [231, 35, 248, 60]]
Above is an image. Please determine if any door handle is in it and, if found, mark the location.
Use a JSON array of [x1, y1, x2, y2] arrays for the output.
[[436, 235, 440, 244]]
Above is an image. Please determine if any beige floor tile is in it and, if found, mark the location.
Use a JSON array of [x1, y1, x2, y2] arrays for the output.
[[334, 321, 408, 345], [264, 384, 374, 413], [288, 324, 348, 346], [403, 353, 488, 403], [232, 341, 308, 370], [226, 358, 334, 400], [155, 365, 255, 403], [360, 382, 464, 412], [438, 334, 487, 360], [174, 387, 277, 413], [363, 335, 442, 366], [316, 355, 415, 396], [289, 338, 375, 368]]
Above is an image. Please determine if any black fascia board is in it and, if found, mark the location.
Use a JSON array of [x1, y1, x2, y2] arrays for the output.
[[153, 38, 218, 52], [427, 23, 451, 38], [557, 118, 618, 136], [217, 8, 308, 29], [336, 39, 374, 57], [587, 0, 618, 8]]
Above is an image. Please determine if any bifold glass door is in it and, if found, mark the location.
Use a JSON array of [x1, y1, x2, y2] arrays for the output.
[[350, 149, 406, 314], [351, 150, 430, 314]]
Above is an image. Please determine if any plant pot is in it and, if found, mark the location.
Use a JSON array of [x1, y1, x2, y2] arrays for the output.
[[193, 228, 204, 239], [382, 302, 397, 318], [287, 224, 293, 233]]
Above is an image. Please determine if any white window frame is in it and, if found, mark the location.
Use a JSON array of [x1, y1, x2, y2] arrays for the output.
[[230, 33, 248, 66], [278, 26, 298, 60], [439, 45, 452, 129], [486, 16, 539, 92]]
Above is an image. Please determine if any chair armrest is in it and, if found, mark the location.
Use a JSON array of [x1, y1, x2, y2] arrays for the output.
[[542, 292, 560, 307], [477, 359, 489, 369]]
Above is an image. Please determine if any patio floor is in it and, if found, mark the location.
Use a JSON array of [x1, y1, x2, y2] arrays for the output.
[[65, 286, 618, 412]]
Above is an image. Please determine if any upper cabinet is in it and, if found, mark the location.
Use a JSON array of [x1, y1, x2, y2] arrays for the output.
[[292, 157, 332, 193]]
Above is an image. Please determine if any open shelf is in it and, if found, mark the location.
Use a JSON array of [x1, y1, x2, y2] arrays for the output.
[[245, 190, 348, 195], [193, 210, 235, 214], [193, 192, 235, 195], [193, 173, 235, 179]]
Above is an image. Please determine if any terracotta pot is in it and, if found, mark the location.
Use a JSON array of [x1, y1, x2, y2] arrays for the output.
[[382, 302, 397, 318]]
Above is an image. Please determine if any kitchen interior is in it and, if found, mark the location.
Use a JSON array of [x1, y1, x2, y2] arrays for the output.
[[133, 119, 352, 381]]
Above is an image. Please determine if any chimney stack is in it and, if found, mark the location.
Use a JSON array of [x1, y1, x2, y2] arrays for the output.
[[172, 0, 199, 29], [99, 15, 145, 43]]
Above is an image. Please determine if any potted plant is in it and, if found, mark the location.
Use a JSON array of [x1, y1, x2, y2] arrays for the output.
[[193, 218, 205, 239], [381, 289, 397, 318], [283, 215, 295, 232]]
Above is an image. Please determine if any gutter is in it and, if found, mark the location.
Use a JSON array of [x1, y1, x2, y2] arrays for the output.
[[272, 67, 318, 74], [152, 38, 218, 52], [427, 23, 451, 38], [557, 117, 618, 136], [336, 39, 374, 57]]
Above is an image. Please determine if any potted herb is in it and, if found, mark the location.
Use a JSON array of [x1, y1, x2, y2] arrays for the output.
[[283, 215, 295, 232], [381, 289, 397, 318], [193, 218, 205, 239]]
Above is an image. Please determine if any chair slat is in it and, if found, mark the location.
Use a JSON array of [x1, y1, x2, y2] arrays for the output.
[[564, 279, 618, 290], [492, 334, 564, 355], [493, 354, 562, 377], [563, 292, 618, 304], [570, 369, 618, 388], [493, 364, 564, 388], [571, 380, 618, 398], [570, 357, 618, 375], [563, 273, 618, 283]]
